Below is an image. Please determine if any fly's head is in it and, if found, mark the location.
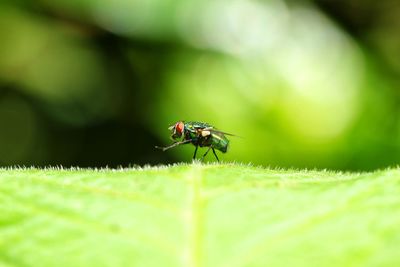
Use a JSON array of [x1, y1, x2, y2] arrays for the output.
[[169, 121, 185, 141]]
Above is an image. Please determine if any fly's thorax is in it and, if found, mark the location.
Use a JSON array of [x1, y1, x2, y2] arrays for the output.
[[185, 129, 198, 141]]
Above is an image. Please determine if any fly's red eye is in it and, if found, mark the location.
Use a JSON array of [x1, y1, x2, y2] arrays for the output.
[[176, 122, 184, 133]]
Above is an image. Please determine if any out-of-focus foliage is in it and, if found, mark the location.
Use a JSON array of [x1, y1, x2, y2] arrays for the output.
[[0, 0, 400, 170]]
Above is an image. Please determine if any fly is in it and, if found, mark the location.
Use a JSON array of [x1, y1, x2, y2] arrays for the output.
[[155, 121, 235, 162]]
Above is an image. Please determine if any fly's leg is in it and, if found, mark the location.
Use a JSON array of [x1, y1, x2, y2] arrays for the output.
[[212, 148, 220, 162], [201, 146, 212, 161], [193, 145, 199, 160], [155, 139, 191, 151]]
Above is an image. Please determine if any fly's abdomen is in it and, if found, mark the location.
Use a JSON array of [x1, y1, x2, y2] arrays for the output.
[[212, 134, 229, 153]]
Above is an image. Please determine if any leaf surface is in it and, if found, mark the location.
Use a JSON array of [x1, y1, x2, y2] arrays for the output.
[[1, 165, 400, 267]]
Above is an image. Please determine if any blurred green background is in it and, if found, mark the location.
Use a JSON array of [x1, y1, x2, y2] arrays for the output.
[[0, 0, 399, 170]]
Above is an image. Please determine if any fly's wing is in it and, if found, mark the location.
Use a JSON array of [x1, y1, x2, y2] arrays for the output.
[[203, 127, 240, 137]]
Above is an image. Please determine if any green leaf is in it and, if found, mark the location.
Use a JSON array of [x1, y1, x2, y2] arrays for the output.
[[1, 164, 400, 267]]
